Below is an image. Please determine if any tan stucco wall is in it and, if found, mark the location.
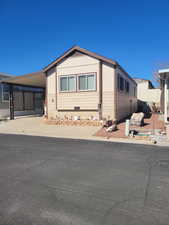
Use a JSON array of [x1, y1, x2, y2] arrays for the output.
[[116, 68, 137, 121], [137, 81, 161, 104]]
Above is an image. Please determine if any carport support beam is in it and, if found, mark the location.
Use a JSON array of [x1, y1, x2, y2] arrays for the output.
[[9, 85, 14, 120]]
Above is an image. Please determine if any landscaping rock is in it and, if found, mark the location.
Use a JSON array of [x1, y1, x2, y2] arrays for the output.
[[130, 112, 144, 126], [103, 120, 114, 128], [106, 124, 117, 132]]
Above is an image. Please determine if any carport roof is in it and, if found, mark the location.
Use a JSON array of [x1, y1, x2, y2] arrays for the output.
[[1, 71, 45, 88]]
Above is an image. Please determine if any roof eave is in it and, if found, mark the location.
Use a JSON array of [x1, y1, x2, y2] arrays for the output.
[[43, 46, 117, 73]]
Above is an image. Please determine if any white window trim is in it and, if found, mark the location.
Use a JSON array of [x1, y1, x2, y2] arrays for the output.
[[2, 84, 10, 102], [77, 73, 96, 91], [59, 75, 76, 92]]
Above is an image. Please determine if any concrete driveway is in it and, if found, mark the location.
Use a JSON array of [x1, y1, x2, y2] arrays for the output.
[[0, 134, 169, 225], [0, 117, 100, 140]]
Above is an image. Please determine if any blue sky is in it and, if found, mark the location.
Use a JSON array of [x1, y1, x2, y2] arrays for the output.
[[0, 0, 169, 85]]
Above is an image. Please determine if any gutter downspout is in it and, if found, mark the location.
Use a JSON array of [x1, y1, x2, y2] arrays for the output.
[[44, 71, 48, 118], [99, 61, 103, 120], [55, 66, 57, 111], [113, 66, 117, 121]]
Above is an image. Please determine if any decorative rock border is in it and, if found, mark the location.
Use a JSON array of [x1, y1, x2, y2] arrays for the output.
[[44, 119, 103, 126]]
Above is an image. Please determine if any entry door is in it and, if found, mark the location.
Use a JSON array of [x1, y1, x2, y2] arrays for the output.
[[24, 92, 34, 110]]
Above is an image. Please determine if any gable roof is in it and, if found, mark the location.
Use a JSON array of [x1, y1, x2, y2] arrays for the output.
[[43, 46, 136, 85], [43, 45, 117, 72]]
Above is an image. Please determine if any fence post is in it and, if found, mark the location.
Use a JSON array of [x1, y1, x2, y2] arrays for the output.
[[125, 119, 130, 136]]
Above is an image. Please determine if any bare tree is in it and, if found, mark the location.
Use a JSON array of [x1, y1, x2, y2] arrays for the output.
[[152, 61, 169, 88]]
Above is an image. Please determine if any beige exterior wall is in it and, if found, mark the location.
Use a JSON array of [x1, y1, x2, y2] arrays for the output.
[[46, 51, 137, 121], [57, 52, 99, 111], [102, 63, 116, 120], [46, 67, 57, 118], [47, 52, 100, 120], [116, 68, 137, 121], [137, 81, 161, 104]]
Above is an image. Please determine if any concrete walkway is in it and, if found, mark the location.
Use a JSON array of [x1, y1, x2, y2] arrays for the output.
[[0, 116, 168, 146]]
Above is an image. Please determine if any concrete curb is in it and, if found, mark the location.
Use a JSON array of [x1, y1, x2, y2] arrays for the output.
[[0, 130, 168, 146]]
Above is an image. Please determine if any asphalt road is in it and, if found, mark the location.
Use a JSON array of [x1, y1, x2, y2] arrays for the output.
[[0, 134, 169, 225]]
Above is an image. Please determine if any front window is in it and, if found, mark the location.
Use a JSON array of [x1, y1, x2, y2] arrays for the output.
[[78, 74, 96, 91], [60, 76, 76, 92], [2, 84, 9, 101], [125, 81, 130, 93], [120, 77, 124, 91], [134, 87, 136, 97], [59, 73, 96, 92]]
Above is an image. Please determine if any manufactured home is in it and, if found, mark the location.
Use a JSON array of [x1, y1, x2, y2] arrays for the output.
[[44, 46, 137, 122]]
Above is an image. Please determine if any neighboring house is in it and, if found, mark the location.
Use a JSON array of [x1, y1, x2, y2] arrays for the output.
[[134, 78, 161, 107], [44, 46, 137, 122], [0, 71, 45, 119]]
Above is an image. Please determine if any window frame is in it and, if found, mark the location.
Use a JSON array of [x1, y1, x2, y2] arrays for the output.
[[119, 76, 124, 91], [117, 74, 120, 91], [117, 74, 125, 92], [125, 80, 130, 93], [59, 73, 97, 93], [2, 83, 10, 102], [59, 75, 77, 92], [77, 73, 96, 92], [133, 87, 136, 97]]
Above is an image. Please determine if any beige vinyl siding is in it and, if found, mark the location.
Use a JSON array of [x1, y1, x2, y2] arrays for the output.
[[117, 92, 137, 120], [46, 67, 57, 118], [116, 68, 137, 121], [58, 92, 99, 110], [57, 52, 99, 112], [47, 52, 100, 119], [102, 63, 116, 120], [57, 51, 98, 68], [46, 50, 137, 121]]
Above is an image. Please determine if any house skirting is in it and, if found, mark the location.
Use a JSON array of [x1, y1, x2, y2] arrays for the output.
[[48, 110, 99, 121]]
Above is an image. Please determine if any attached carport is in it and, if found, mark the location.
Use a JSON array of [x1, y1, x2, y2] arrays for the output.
[[1, 71, 46, 120]]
